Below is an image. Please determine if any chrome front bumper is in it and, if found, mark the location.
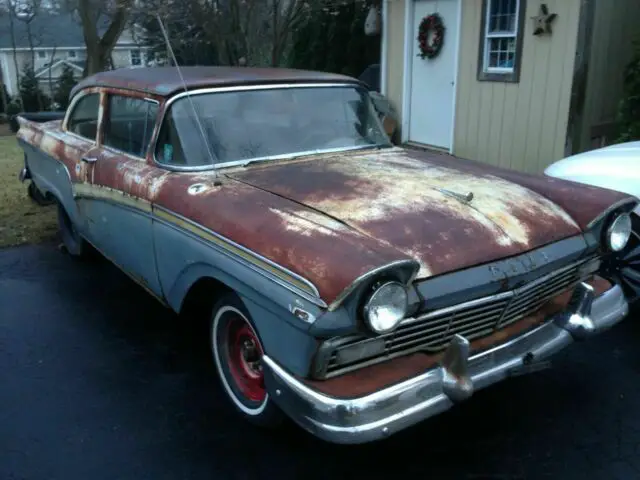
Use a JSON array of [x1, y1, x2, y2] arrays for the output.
[[262, 282, 628, 444]]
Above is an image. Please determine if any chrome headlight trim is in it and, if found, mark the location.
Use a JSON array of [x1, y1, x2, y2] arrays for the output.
[[606, 213, 632, 252], [363, 281, 409, 334]]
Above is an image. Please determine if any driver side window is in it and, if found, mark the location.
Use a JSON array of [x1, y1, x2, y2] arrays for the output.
[[67, 93, 100, 141]]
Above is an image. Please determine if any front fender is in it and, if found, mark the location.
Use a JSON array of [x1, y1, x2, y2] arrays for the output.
[[154, 220, 325, 377], [167, 262, 320, 377]]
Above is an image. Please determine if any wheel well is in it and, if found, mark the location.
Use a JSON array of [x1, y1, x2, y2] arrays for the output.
[[179, 276, 232, 323]]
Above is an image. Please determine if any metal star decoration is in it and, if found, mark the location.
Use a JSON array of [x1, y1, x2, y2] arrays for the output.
[[531, 4, 558, 36]]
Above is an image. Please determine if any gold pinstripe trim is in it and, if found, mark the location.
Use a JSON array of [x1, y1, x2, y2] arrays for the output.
[[72, 183, 321, 302], [153, 207, 318, 296], [74, 183, 152, 213]]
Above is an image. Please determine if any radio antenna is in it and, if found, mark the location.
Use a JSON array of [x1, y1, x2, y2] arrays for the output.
[[156, 15, 220, 184]]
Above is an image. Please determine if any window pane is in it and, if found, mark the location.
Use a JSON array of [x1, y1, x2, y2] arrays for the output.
[[486, 37, 516, 70], [103, 96, 158, 157], [488, 0, 517, 33], [68, 93, 100, 140], [155, 86, 390, 166]]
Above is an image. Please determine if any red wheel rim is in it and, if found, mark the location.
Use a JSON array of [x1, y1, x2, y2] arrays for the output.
[[225, 317, 266, 403]]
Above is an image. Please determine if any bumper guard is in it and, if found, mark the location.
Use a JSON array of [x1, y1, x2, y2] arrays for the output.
[[262, 282, 628, 444]]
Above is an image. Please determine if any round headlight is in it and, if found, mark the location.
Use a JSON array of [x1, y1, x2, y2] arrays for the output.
[[607, 213, 632, 252], [363, 281, 408, 334]]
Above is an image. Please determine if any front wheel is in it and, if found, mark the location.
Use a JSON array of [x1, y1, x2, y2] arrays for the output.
[[602, 212, 640, 305], [210, 293, 283, 427]]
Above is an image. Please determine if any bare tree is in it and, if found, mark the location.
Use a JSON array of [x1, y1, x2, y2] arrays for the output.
[[15, 0, 48, 109], [65, 0, 133, 76], [5, 1, 24, 108], [0, 3, 9, 112], [184, 0, 370, 68], [47, 42, 56, 103]]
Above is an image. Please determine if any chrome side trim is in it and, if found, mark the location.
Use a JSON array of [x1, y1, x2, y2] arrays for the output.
[[73, 193, 154, 220], [586, 198, 639, 229], [263, 282, 629, 444], [152, 204, 326, 307], [69, 182, 325, 306], [152, 210, 326, 308], [327, 259, 420, 312], [73, 183, 153, 213]]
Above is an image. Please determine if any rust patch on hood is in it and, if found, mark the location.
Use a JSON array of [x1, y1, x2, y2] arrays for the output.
[[229, 149, 582, 279], [152, 173, 407, 302], [401, 149, 636, 229]]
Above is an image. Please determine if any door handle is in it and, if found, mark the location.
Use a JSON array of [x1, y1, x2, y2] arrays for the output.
[[81, 155, 97, 163]]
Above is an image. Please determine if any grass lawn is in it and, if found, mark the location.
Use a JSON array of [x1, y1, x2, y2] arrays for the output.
[[0, 135, 58, 247]]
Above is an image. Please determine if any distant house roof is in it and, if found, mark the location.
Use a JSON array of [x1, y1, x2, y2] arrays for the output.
[[0, 11, 136, 49], [35, 58, 84, 78]]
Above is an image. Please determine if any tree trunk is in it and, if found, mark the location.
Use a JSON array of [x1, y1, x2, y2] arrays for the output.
[[25, 20, 44, 111], [78, 0, 132, 77], [0, 80, 8, 114], [8, 8, 22, 108], [271, 0, 279, 66], [48, 44, 57, 109]]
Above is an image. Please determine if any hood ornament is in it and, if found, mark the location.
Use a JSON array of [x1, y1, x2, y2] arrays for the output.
[[437, 188, 474, 203]]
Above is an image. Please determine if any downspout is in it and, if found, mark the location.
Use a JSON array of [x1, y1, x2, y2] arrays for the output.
[[380, 0, 388, 96], [565, 0, 596, 156]]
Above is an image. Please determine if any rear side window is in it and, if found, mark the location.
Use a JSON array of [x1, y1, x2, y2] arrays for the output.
[[67, 93, 100, 140], [103, 95, 158, 158]]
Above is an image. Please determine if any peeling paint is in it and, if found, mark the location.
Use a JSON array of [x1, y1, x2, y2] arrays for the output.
[[15, 79, 636, 307], [270, 208, 338, 237]]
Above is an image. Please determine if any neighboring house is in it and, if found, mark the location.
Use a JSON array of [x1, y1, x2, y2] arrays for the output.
[[381, 0, 640, 173], [0, 12, 150, 98]]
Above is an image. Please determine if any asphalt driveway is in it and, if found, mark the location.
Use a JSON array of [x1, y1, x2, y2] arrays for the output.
[[2, 244, 640, 480]]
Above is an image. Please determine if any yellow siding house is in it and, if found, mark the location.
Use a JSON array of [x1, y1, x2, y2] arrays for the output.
[[381, 0, 640, 173]]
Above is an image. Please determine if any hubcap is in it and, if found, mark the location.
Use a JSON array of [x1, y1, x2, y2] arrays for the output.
[[225, 317, 266, 403], [603, 215, 640, 303]]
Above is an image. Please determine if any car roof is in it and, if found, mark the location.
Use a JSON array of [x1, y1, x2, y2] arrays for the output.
[[70, 66, 362, 99]]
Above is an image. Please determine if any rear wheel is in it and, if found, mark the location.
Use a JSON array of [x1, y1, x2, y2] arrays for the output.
[[27, 182, 55, 206], [210, 293, 283, 427], [57, 203, 88, 258]]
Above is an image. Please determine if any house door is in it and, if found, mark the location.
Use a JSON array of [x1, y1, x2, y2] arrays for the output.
[[408, 0, 459, 150]]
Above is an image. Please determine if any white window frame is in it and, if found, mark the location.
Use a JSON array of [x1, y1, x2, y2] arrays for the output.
[[482, 0, 520, 75], [130, 49, 141, 66]]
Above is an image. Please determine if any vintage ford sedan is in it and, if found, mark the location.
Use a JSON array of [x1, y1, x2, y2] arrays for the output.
[[16, 67, 636, 444]]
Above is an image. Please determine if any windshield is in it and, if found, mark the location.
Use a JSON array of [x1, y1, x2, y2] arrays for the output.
[[154, 85, 392, 167]]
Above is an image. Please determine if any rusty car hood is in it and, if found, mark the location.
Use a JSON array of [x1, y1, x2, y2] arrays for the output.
[[227, 148, 591, 279]]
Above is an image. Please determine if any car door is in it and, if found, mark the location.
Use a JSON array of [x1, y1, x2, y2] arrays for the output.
[[83, 91, 165, 298]]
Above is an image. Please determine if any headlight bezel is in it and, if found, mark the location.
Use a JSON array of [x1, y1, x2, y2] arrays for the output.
[[362, 280, 409, 334], [606, 212, 632, 252]]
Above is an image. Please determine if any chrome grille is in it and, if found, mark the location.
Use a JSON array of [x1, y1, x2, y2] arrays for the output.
[[324, 256, 597, 377]]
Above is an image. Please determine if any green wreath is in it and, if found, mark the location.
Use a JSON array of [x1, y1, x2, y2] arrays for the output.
[[417, 13, 446, 60]]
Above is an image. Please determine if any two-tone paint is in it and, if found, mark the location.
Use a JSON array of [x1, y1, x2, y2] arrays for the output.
[[16, 69, 637, 383]]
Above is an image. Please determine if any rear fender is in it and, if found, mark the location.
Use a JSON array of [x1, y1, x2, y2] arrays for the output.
[[17, 137, 78, 223]]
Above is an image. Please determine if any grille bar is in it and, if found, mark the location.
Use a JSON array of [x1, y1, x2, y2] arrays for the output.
[[324, 255, 597, 377]]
